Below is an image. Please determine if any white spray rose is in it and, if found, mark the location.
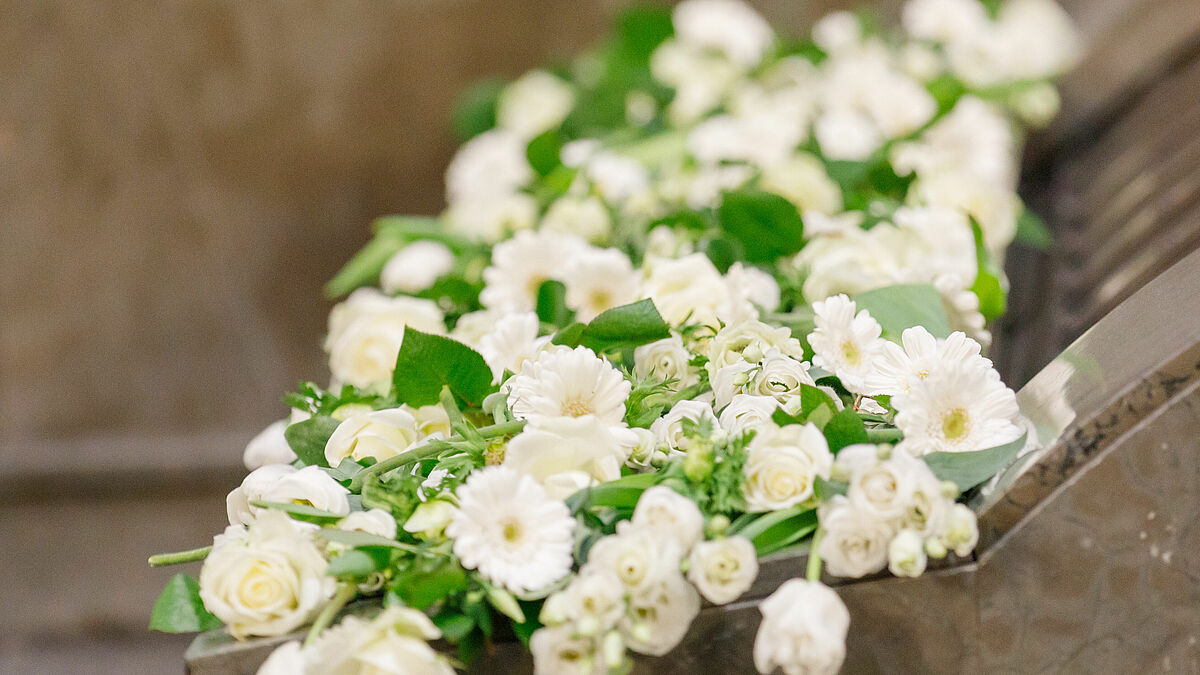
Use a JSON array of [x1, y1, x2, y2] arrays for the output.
[[750, 350, 815, 406], [718, 394, 778, 437], [559, 566, 627, 633], [817, 495, 892, 578], [227, 464, 297, 526], [743, 423, 833, 512], [650, 399, 720, 454], [631, 486, 704, 553], [687, 536, 758, 605], [706, 319, 804, 380], [503, 416, 634, 500], [324, 290, 445, 389], [888, 528, 928, 578], [621, 571, 700, 657], [843, 446, 921, 521], [587, 523, 683, 599], [257, 641, 306, 675], [634, 335, 698, 391], [325, 408, 422, 466], [753, 579, 849, 675], [337, 509, 397, 539], [444, 129, 532, 205], [305, 606, 454, 675], [242, 419, 296, 470], [199, 511, 334, 638], [380, 240, 455, 294], [530, 625, 603, 675]]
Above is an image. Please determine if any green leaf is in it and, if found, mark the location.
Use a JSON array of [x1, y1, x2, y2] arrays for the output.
[[733, 506, 819, 556], [853, 284, 951, 339], [615, 6, 674, 64], [968, 218, 1007, 320], [433, 613, 476, 642], [806, 403, 835, 430], [149, 574, 223, 633], [1015, 208, 1053, 250], [701, 236, 743, 273], [551, 322, 585, 348], [823, 407, 868, 452], [326, 548, 390, 578], [316, 528, 422, 552], [536, 280, 574, 327], [392, 329, 495, 407], [772, 385, 837, 426], [452, 78, 504, 141], [324, 233, 405, 299], [717, 190, 805, 263], [526, 129, 564, 177], [372, 215, 474, 251], [285, 416, 342, 468], [814, 476, 849, 500], [394, 563, 470, 610], [579, 299, 671, 351], [922, 433, 1026, 491], [250, 500, 345, 525], [566, 472, 658, 514]]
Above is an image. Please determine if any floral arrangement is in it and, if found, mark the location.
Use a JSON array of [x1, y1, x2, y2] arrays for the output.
[[148, 1, 1078, 673]]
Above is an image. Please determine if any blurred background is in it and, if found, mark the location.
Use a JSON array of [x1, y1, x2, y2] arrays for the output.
[[2, 0, 1197, 671]]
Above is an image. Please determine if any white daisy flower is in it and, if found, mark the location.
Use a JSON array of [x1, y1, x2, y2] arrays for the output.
[[808, 294, 884, 393], [446, 466, 575, 595], [540, 195, 612, 244], [863, 326, 992, 397], [480, 230, 587, 313], [476, 312, 552, 380], [505, 346, 632, 427], [562, 247, 641, 322], [893, 360, 1021, 455]]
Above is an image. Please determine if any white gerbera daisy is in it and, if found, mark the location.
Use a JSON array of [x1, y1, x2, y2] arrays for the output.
[[505, 346, 632, 427], [863, 326, 992, 397], [480, 231, 587, 313], [893, 361, 1020, 455], [808, 294, 884, 392], [446, 466, 575, 595], [476, 312, 552, 380], [562, 247, 640, 322]]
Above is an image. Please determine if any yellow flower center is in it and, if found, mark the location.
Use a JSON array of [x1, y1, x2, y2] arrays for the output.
[[501, 518, 523, 544], [941, 408, 970, 441], [840, 340, 861, 366], [562, 399, 593, 417]]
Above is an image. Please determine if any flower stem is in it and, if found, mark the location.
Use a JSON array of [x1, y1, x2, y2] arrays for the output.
[[305, 583, 357, 647], [806, 528, 824, 583], [865, 428, 903, 443], [147, 545, 212, 567], [347, 419, 526, 492]]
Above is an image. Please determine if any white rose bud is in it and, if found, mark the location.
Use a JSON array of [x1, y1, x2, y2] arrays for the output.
[[817, 495, 892, 578], [887, 529, 928, 578], [324, 408, 422, 466], [324, 289, 445, 390], [620, 572, 700, 656], [649, 399, 720, 455], [753, 579, 849, 675], [742, 423, 833, 512], [631, 486, 705, 553], [634, 335, 698, 392], [718, 394, 778, 438], [242, 419, 296, 470], [380, 240, 456, 294], [227, 464, 297, 527], [939, 503, 979, 557], [687, 536, 758, 605], [402, 499, 456, 540], [337, 508, 397, 539]]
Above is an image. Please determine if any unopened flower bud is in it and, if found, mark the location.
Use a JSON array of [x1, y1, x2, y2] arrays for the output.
[[603, 630, 625, 668], [707, 514, 731, 536]]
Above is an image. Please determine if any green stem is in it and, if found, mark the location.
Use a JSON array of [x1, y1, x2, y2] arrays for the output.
[[347, 419, 526, 492], [305, 583, 357, 647], [865, 428, 903, 443], [806, 528, 824, 582], [147, 546, 212, 567]]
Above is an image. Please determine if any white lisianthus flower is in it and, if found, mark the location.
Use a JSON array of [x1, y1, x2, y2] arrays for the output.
[[506, 346, 632, 427], [641, 253, 731, 327], [562, 247, 641, 322], [672, 0, 774, 69], [541, 195, 612, 244], [325, 408, 422, 466], [893, 361, 1020, 455], [718, 394, 778, 437], [888, 528, 928, 578], [476, 312, 552, 379], [841, 446, 924, 523], [939, 502, 980, 556], [650, 399, 720, 454], [706, 319, 804, 381], [337, 509, 397, 539], [480, 230, 587, 313], [808, 293, 884, 393], [588, 523, 683, 599], [622, 571, 700, 656], [890, 96, 1015, 189], [910, 169, 1020, 256], [380, 241, 455, 295], [743, 422, 832, 511], [305, 606, 454, 675], [759, 153, 843, 214], [503, 416, 634, 500], [863, 326, 991, 397], [258, 465, 350, 516], [497, 70, 575, 140], [199, 511, 334, 638], [530, 625, 601, 675], [753, 579, 849, 675], [257, 641, 306, 675], [243, 419, 296, 470], [712, 361, 758, 411], [817, 495, 893, 578], [402, 499, 456, 540], [687, 536, 758, 605], [445, 129, 532, 205], [631, 486, 704, 553], [557, 566, 627, 632], [634, 335, 698, 391], [227, 464, 297, 526], [447, 466, 575, 595], [751, 349, 815, 406], [324, 289, 445, 389]]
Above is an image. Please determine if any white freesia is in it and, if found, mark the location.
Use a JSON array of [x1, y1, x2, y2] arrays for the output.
[[888, 529, 928, 578], [718, 394, 778, 437], [934, 272, 993, 347], [753, 579, 849, 675], [687, 536, 758, 605], [242, 419, 295, 470], [505, 346, 631, 427], [480, 230, 587, 313], [893, 361, 1021, 455], [325, 408, 422, 465], [808, 293, 884, 393], [324, 289, 445, 389], [939, 502, 980, 556], [631, 486, 704, 552], [305, 606, 453, 675], [622, 571, 700, 656], [817, 495, 893, 578], [199, 511, 334, 638], [477, 312, 552, 379], [742, 422, 833, 512], [562, 247, 641, 322], [588, 523, 683, 599], [380, 240, 456, 294], [497, 70, 575, 139], [504, 416, 634, 500], [634, 335, 699, 391], [402, 499, 456, 539], [337, 509, 397, 539], [447, 466, 576, 595], [650, 399, 720, 454], [711, 361, 758, 411], [641, 253, 731, 327]]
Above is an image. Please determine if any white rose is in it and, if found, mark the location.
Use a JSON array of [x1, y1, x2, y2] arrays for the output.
[[939, 502, 979, 556], [199, 511, 335, 638], [718, 394, 778, 437], [444, 129, 532, 205], [641, 253, 731, 327], [634, 335, 698, 391], [817, 495, 893, 578], [649, 399, 719, 454], [753, 579, 849, 675], [259, 465, 351, 517], [844, 448, 920, 521], [706, 319, 803, 379], [402, 499, 457, 540], [408, 404, 452, 439], [380, 241, 456, 294], [687, 536, 758, 605], [621, 572, 700, 656], [901, 468, 950, 538], [750, 350, 815, 406], [338, 508, 397, 539], [227, 464, 297, 526], [559, 566, 626, 632], [325, 408, 422, 466], [631, 486, 704, 553], [888, 528, 928, 578], [256, 641, 307, 675], [587, 523, 683, 599], [503, 416, 633, 500], [324, 290, 445, 389], [743, 423, 833, 512], [711, 361, 757, 411], [242, 419, 296, 470], [530, 625, 601, 675], [497, 71, 575, 140], [306, 607, 453, 675]]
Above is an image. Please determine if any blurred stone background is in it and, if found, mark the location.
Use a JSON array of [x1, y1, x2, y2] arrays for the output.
[[1, 0, 1196, 671]]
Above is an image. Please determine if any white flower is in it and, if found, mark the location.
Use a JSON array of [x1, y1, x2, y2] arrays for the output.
[[817, 495, 893, 578], [480, 230, 587, 313], [227, 465, 349, 526], [718, 394, 778, 437], [759, 154, 842, 214], [380, 241, 456, 294], [257, 641, 307, 675], [634, 335, 698, 391], [338, 509, 397, 539], [743, 422, 833, 511], [402, 499, 456, 539], [584, 151, 650, 204], [199, 511, 334, 638], [902, 0, 988, 43], [706, 319, 804, 381], [503, 416, 633, 500], [324, 289, 445, 389], [841, 446, 924, 523], [306, 606, 453, 675], [447, 466, 576, 594], [723, 262, 782, 320], [409, 404, 452, 438], [650, 399, 720, 454], [621, 571, 700, 656], [557, 566, 627, 632], [325, 408, 422, 466], [242, 419, 295, 471], [588, 524, 683, 599], [476, 312, 552, 379], [540, 195, 612, 244], [751, 350, 816, 406], [815, 107, 882, 161], [808, 293, 884, 393], [934, 272, 992, 347], [626, 427, 666, 470], [813, 11, 861, 53], [673, 0, 774, 69], [505, 346, 631, 427], [863, 326, 991, 397], [450, 310, 497, 347], [939, 502, 979, 557], [497, 70, 575, 139], [631, 486, 705, 552], [753, 579, 849, 675], [651, 41, 740, 124], [888, 529, 928, 578], [712, 360, 758, 411], [641, 253, 731, 327], [687, 536, 758, 604], [444, 192, 538, 243], [562, 247, 641, 322], [227, 464, 296, 527], [893, 361, 1021, 455], [530, 625, 603, 675], [1011, 82, 1061, 128], [445, 129, 532, 206]]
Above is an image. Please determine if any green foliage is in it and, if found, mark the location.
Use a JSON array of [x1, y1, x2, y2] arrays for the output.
[[822, 407, 869, 452], [717, 190, 806, 263], [923, 433, 1026, 492], [772, 384, 838, 426], [283, 382, 391, 418], [327, 548, 391, 578], [361, 471, 425, 525], [249, 500, 346, 525], [392, 329, 495, 408], [324, 232, 407, 299], [149, 574, 223, 633], [1015, 207, 1053, 250], [969, 219, 1007, 320], [526, 129, 565, 176], [566, 472, 658, 514], [578, 299, 672, 352], [451, 78, 504, 141], [623, 376, 675, 428], [391, 558, 470, 610], [536, 280, 574, 327], [814, 475, 849, 500], [853, 284, 952, 339], [284, 415, 342, 468], [732, 506, 819, 556]]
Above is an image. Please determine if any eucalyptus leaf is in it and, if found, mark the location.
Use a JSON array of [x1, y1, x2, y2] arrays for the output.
[[717, 190, 805, 263], [853, 284, 951, 339], [149, 574, 223, 633], [284, 415, 341, 468], [922, 433, 1026, 491], [392, 329, 495, 407]]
